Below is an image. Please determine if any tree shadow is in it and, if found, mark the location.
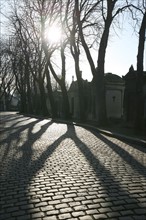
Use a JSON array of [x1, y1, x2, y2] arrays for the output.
[[0, 117, 32, 135], [89, 130, 146, 178], [67, 125, 146, 217], [0, 112, 24, 124], [0, 118, 42, 165], [0, 114, 67, 219], [0, 117, 146, 219], [114, 136, 146, 153], [69, 125, 146, 185]]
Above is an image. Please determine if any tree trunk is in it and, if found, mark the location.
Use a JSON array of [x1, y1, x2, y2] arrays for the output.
[[74, 56, 86, 121], [25, 55, 33, 114], [134, 11, 146, 131], [60, 80, 70, 119], [20, 91, 27, 113], [75, 0, 116, 124], [39, 79, 49, 116], [32, 80, 40, 115], [70, 29, 86, 121], [95, 28, 110, 124], [47, 48, 70, 120], [45, 66, 58, 118], [95, 2, 114, 125]]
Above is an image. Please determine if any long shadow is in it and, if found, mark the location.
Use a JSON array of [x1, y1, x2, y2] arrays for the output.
[[18, 128, 69, 179], [10, 119, 54, 178], [0, 115, 68, 219], [0, 117, 32, 135], [114, 136, 146, 153], [0, 118, 42, 165], [0, 113, 32, 137], [67, 125, 146, 215], [0, 118, 145, 219], [0, 113, 24, 124], [90, 131, 146, 178]]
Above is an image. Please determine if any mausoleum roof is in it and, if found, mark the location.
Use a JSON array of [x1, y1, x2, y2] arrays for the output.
[[104, 73, 124, 83]]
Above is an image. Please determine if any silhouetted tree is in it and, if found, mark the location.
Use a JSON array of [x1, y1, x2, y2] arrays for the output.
[[75, 0, 139, 125], [0, 39, 15, 101], [42, 0, 71, 119], [66, 1, 86, 121], [8, 0, 52, 116], [135, 9, 146, 130]]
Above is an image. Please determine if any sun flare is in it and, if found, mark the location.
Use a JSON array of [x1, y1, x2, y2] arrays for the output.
[[45, 26, 62, 44]]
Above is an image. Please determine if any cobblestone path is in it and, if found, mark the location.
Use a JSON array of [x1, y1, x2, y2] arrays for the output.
[[0, 112, 146, 220]]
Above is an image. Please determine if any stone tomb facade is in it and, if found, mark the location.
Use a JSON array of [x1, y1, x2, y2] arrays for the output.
[[68, 73, 125, 120]]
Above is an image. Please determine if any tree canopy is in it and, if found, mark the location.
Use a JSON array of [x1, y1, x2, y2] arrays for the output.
[[0, 0, 145, 124]]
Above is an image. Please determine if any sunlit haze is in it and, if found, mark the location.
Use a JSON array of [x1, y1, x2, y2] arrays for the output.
[[45, 26, 62, 44]]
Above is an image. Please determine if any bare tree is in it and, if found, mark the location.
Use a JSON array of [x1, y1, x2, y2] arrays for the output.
[[0, 38, 17, 110], [75, 0, 137, 125], [65, 0, 86, 121], [0, 42, 14, 99], [42, 0, 71, 119], [8, 0, 53, 116], [47, 46, 70, 119]]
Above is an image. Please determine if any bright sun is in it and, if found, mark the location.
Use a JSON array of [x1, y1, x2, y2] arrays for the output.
[[45, 26, 62, 44]]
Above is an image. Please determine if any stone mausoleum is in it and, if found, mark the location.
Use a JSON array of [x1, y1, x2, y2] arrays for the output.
[[68, 73, 125, 121]]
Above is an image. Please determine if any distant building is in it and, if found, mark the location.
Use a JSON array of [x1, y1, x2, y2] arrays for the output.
[[68, 73, 125, 120], [123, 66, 146, 127], [68, 79, 92, 119]]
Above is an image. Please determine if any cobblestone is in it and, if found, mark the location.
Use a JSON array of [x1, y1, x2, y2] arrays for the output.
[[58, 213, 72, 219], [79, 216, 93, 220], [93, 213, 108, 219], [0, 112, 146, 219]]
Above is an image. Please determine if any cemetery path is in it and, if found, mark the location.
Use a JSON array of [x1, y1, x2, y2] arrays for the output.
[[0, 112, 146, 220]]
